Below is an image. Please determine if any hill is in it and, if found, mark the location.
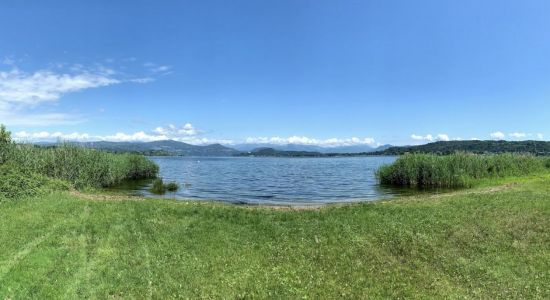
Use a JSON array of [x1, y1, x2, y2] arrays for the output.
[[233, 143, 392, 153], [240, 147, 325, 157], [371, 140, 550, 156], [74, 140, 241, 156]]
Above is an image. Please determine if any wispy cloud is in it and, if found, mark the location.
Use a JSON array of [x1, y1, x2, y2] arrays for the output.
[[0, 68, 119, 105], [0, 62, 153, 126], [1, 56, 16, 66], [143, 62, 172, 74], [2, 113, 85, 126]]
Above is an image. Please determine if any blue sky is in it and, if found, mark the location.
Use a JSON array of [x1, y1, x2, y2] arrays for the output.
[[1, 0, 549, 146]]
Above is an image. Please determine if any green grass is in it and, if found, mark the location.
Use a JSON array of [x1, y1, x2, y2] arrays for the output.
[[377, 152, 550, 188], [0, 175, 548, 298]]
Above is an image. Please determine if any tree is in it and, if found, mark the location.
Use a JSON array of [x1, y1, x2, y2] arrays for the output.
[[0, 124, 12, 163], [0, 124, 11, 144]]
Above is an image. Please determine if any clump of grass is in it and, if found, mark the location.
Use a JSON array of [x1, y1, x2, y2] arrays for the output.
[[377, 152, 549, 188], [150, 178, 179, 194], [165, 182, 179, 192], [150, 178, 166, 194]]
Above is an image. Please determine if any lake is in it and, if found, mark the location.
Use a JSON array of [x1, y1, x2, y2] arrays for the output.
[[117, 156, 411, 205]]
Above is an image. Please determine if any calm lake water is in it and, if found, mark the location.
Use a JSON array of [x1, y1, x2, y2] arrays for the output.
[[117, 156, 413, 205]]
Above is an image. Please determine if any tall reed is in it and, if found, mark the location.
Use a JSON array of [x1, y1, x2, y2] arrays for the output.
[[377, 152, 549, 188], [3, 143, 158, 189]]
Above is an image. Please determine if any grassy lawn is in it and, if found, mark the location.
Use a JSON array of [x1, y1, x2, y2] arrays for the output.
[[0, 175, 549, 299]]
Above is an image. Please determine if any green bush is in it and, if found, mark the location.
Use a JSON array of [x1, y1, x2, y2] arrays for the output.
[[0, 163, 70, 201], [377, 152, 549, 188], [165, 182, 180, 192], [150, 178, 166, 194], [0, 124, 12, 164]]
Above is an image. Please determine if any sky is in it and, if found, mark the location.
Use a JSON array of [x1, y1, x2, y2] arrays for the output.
[[1, 0, 549, 147]]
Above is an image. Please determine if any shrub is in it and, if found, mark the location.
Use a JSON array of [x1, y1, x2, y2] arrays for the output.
[[0, 163, 70, 201], [377, 152, 548, 188], [0, 124, 12, 164], [150, 178, 166, 194], [165, 182, 180, 192], [149, 178, 179, 194]]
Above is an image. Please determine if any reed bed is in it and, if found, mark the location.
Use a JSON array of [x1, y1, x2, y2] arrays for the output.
[[377, 152, 550, 188], [2, 142, 158, 189]]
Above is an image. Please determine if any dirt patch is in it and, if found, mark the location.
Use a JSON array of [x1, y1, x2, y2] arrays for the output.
[[431, 182, 520, 198], [484, 182, 520, 193], [69, 190, 145, 202]]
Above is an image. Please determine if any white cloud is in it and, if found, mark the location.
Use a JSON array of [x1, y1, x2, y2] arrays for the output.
[[490, 131, 506, 140], [14, 129, 378, 147], [13, 129, 233, 145], [0, 68, 119, 105], [410, 133, 451, 142], [244, 136, 376, 147], [509, 132, 527, 138], [14, 131, 92, 141], [0, 64, 153, 126], [411, 134, 433, 142], [437, 134, 450, 142], [153, 123, 199, 137], [490, 131, 545, 141], [12, 123, 226, 145]]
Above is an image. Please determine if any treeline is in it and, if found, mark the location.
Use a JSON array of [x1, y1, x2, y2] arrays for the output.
[[371, 140, 550, 156], [237, 148, 326, 157], [0, 125, 158, 201]]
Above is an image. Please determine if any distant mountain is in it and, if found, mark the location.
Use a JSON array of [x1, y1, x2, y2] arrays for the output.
[[233, 143, 392, 154], [72, 140, 241, 156], [239, 147, 324, 157], [233, 144, 323, 152], [370, 140, 550, 156]]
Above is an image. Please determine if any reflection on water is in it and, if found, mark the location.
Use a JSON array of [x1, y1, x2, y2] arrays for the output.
[[111, 156, 435, 205]]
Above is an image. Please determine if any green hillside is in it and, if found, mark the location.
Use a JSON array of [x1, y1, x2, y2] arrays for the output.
[[371, 140, 550, 156]]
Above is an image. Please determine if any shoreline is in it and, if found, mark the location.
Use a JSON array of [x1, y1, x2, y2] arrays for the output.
[[70, 177, 528, 211]]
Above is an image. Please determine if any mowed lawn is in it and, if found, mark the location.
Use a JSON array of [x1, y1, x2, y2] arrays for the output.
[[1, 176, 549, 299]]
